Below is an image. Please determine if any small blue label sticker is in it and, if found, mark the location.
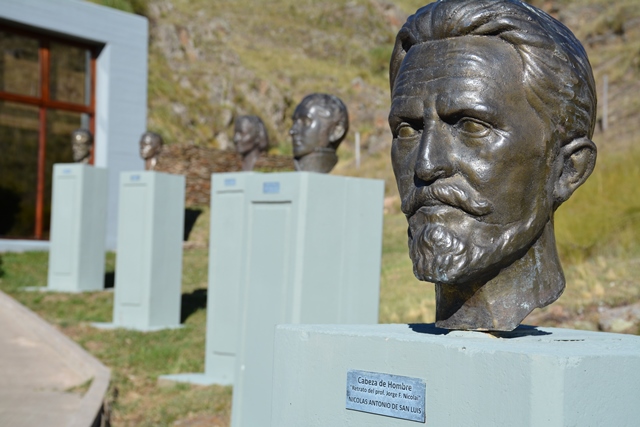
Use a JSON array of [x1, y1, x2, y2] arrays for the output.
[[130, 174, 141, 182], [263, 182, 280, 194], [224, 178, 236, 187], [62, 168, 72, 174]]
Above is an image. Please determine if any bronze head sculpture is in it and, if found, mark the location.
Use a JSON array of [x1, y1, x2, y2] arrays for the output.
[[389, 0, 597, 331], [71, 128, 93, 164], [290, 93, 349, 173], [233, 115, 269, 171], [139, 131, 163, 171]]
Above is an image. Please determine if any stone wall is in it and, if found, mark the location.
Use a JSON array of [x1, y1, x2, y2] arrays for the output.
[[155, 145, 294, 206]]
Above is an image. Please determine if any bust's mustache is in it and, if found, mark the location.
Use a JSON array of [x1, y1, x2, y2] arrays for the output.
[[401, 175, 493, 218]]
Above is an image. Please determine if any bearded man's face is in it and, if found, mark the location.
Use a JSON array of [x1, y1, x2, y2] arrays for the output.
[[390, 36, 556, 284]]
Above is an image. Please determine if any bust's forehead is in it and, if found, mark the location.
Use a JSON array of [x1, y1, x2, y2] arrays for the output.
[[392, 36, 521, 99], [238, 119, 253, 131], [140, 134, 161, 147], [294, 102, 331, 120]]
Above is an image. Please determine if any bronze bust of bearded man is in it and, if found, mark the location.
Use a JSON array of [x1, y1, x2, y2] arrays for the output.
[[389, 0, 597, 331]]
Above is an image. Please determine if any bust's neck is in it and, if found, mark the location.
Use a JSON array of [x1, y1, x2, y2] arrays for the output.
[[145, 157, 157, 171], [294, 149, 338, 173], [241, 148, 260, 171], [435, 220, 565, 331]]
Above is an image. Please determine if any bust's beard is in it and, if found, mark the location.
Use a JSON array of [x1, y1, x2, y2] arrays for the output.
[[408, 207, 545, 285]]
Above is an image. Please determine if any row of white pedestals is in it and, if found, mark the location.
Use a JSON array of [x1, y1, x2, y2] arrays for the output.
[[46, 164, 640, 426], [47, 164, 386, 427], [47, 165, 186, 331]]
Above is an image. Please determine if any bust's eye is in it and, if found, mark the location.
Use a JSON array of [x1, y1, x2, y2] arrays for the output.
[[397, 123, 419, 139], [457, 118, 491, 137]]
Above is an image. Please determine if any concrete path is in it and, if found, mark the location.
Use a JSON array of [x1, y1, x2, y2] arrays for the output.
[[0, 291, 110, 427]]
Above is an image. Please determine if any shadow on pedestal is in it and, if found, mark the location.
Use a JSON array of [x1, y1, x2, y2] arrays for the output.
[[409, 323, 552, 338]]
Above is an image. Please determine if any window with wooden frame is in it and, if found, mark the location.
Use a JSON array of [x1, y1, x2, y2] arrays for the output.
[[0, 24, 97, 240]]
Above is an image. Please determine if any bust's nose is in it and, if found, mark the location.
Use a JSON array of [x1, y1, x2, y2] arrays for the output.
[[414, 121, 455, 185]]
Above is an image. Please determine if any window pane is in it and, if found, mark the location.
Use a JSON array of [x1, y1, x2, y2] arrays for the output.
[[0, 30, 40, 97], [0, 100, 40, 238], [42, 109, 81, 238], [50, 42, 90, 106]]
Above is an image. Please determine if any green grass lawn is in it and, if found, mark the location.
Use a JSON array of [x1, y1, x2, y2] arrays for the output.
[[0, 249, 230, 427]]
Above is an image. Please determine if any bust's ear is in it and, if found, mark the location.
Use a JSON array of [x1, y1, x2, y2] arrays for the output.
[[330, 123, 346, 143], [553, 136, 597, 206]]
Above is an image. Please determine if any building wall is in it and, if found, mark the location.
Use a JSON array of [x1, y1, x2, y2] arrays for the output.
[[0, 0, 148, 250]]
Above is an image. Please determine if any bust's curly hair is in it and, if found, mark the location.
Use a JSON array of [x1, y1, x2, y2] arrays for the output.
[[234, 115, 269, 151], [298, 93, 349, 149], [390, 0, 596, 145]]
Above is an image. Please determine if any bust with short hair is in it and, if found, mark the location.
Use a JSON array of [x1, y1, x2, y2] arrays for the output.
[[71, 128, 93, 164], [139, 131, 163, 171], [233, 115, 269, 171], [389, 0, 597, 331], [290, 93, 349, 173]]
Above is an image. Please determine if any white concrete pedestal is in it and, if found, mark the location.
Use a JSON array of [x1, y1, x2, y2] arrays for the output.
[[159, 172, 254, 386], [225, 172, 384, 427], [94, 171, 185, 331], [272, 324, 640, 427], [47, 164, 108, 292]]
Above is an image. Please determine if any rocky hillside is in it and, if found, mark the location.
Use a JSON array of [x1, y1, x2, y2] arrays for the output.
[[141, 0, 413, 153], [92, 0, 640, 172]]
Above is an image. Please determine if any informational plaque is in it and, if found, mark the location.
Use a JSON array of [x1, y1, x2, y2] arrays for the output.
[[346, 369, 426, 423]]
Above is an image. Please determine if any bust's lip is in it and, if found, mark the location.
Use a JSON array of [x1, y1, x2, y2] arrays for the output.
[[411, 202, 461, 217], [407, 199, 490, 220]]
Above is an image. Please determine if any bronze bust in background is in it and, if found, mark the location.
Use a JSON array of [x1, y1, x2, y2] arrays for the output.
[[390, 0, 597, 331], [290, 93, 349, 173], [71, 129, 93, 164], [140, 131, 163, 171], [233, 115, 269, 171]]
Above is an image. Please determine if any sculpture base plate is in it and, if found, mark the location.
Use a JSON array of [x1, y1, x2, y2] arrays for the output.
[[22, 286, 112, 293], [157, 373, 232, 387], [90, 322, 183, 332], [272, 323, 640, 427]]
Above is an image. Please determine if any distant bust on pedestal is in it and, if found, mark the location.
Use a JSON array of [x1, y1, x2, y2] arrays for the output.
[[290, 93, 349, 174], [233, 115, 269, 171], [71, 129, 93, 164], [139, 131, 163, 171]]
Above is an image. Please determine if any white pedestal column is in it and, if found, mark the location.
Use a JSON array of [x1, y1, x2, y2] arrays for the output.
[[272, 324, 640, 427], [230, 172, 385, 427], [47, 164, 108, 292], [160, 172, 254, 386], [94, 171, 185, 331]]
